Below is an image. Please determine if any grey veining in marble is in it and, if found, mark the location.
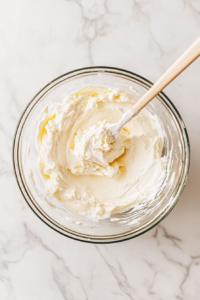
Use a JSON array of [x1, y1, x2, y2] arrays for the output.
[[0, 0, 200, 299]]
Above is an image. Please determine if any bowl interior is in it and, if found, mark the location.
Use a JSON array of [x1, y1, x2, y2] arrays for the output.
[[13, 67, 190, 243]]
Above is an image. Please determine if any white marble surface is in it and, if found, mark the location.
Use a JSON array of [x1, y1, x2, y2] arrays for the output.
[[0, 0, 200, 299]]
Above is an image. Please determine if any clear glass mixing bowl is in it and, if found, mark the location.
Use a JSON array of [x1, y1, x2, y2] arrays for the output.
[[13, 67, 190, 243]]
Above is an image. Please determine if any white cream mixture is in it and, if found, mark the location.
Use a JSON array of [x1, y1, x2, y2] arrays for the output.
[[37, 86, 167, 219]]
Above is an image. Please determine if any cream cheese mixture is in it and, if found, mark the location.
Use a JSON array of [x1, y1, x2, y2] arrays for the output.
[[37, 86, 167, 219]]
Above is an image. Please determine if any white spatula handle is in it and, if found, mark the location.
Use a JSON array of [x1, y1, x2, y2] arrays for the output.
[[130, 37, 200, 115]]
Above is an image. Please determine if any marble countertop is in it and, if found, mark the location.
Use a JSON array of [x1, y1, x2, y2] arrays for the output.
[[1, 0, 200, 299]]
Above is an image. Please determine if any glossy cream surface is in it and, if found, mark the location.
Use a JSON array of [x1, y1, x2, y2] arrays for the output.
[[37, 86, 167, 219]]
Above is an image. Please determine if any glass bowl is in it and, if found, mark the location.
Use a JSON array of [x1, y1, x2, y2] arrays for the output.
[[13, 67, 190, 243]]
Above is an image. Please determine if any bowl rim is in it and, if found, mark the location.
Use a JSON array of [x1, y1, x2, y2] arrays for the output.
[[13, 66, 190, 244]]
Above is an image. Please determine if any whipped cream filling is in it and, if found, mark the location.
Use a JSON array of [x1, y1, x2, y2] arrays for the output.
[[37, 86, 167, 219]]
